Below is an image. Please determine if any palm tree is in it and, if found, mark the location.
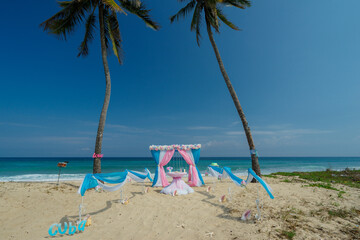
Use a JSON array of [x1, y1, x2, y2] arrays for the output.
[[170, 0, 261, 176], [41, 0, 159, 173]]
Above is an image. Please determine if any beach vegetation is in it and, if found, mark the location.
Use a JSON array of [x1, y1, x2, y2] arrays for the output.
[[269, 169, 360, 189], [40, 0, 159, 173], [327, 207, 360, 219], [281, 179, 291, 183], [337, 190, 345, 198], [304, 183, 340, 191], [308, 206, 359, 222], [281, 230, 296, 240], [264, 174, 278, 179], [169, 0, 262, 178]]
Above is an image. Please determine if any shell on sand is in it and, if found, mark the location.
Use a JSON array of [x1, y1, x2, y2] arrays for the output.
[[220, 195, 226, 202], [85, 216, 92, 227], [241, 210, 251, 221]]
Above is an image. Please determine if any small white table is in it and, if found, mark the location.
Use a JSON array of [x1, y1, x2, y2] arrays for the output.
[[160, 172, 194, 195]]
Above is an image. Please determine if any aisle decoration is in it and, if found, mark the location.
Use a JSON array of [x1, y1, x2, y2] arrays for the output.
[[78, 168, 152, 196], [208, 165, 228, 180], [222, 167, 274, 199]]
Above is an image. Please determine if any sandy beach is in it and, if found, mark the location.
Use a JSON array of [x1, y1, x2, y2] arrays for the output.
[[0, 176, 359, 240]]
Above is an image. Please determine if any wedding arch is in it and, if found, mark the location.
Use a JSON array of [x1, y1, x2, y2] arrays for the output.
[[149, 144, 204, 187]]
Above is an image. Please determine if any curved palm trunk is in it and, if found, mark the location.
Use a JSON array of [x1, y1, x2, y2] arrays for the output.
[[205, 20, 261, 177], [93, 5, 112, 174]]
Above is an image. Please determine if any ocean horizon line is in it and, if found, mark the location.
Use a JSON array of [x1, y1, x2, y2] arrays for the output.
[[1, 156, 360, 159]]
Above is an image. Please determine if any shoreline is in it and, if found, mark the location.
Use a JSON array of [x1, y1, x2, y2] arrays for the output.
[[1, 167, 360, 183]]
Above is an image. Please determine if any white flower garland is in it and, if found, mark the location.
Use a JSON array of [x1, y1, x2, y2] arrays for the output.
[[149, 144, 201, 151]]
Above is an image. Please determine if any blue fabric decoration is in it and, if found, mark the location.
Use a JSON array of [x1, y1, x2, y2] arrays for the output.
[[93, 171, 128, 184], [79, 171, 127, 196], [192, 149, 204, 185], [250, 149, 258, 157], [151, 150, 160, 186], [209, 165, 224, 174], [127, 170, 147, 180], [248, 168, 274, 199], [144, 168, 153, 182], [79, 174, 99, 196], [192, 148, 201, 164], [196, 168, 205, 185], [151, 168, 159, 187], [151, 150, 160, 164], [223, 167, 245, 186]]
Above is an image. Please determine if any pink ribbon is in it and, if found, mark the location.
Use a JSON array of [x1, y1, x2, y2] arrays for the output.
[[92, 153, 103, 158]]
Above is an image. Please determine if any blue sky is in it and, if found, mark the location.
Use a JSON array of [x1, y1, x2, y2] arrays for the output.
[[1, 0, 359, 157]]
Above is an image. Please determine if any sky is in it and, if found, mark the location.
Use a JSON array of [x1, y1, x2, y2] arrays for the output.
[[0, 0, 359, 157]]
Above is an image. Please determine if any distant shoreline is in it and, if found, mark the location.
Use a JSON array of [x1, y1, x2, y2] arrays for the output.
[[1, 167, 360, 183]]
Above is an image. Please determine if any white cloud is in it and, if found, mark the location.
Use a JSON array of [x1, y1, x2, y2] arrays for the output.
[[203, 139, 242, 149], [41, 136, 91, 142], [226, 128, 332, 136], [226, 131, 244, 135], [187, 126, 218, 130], [0, 122, 45, 128], [230, 121, 241, 126], [107, 123, 155, 134]]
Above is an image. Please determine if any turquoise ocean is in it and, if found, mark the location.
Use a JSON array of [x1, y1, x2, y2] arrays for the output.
[[0, 157, 359, 182]]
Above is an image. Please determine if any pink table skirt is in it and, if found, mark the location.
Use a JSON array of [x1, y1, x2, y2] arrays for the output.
[[161, 172, 194, 195]]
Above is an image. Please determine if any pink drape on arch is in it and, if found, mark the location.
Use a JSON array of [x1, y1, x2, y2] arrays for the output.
[[178, 149, 198, 187], [159, 149, 175, 187]]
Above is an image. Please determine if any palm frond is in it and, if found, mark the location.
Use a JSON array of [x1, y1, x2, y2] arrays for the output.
[[204, 4, 219, 33], [78, 12, 97, 57], [170, 0, 196, 23], [58, 1, 73, 8], [101, 0, 126, 14], [106, 11, 123, 64], [190, 3, 203, 46], [206, 0, 218, 9], [40, 0, 93, 40], [102, 7, 112, 54], [216, 8, 239, 30], [119, 0, 160, 30]]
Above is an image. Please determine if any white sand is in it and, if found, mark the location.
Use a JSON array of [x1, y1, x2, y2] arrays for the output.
[[0, 176, 359, 239]]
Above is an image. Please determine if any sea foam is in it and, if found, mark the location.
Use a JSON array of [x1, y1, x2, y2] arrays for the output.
[[0, 173, 85, 182]]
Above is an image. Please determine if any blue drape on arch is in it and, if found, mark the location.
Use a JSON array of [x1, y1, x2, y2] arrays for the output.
[[191, 148, 204, 185], [151, 150, 160, 187]]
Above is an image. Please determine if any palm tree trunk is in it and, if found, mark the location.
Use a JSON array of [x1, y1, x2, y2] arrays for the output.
[[205, 20, 261, 177], [93, 4, 112, 174]]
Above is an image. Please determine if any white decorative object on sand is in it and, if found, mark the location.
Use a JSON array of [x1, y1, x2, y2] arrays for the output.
[[241, 210, 251, 221], [161, 172, 194, 195]]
